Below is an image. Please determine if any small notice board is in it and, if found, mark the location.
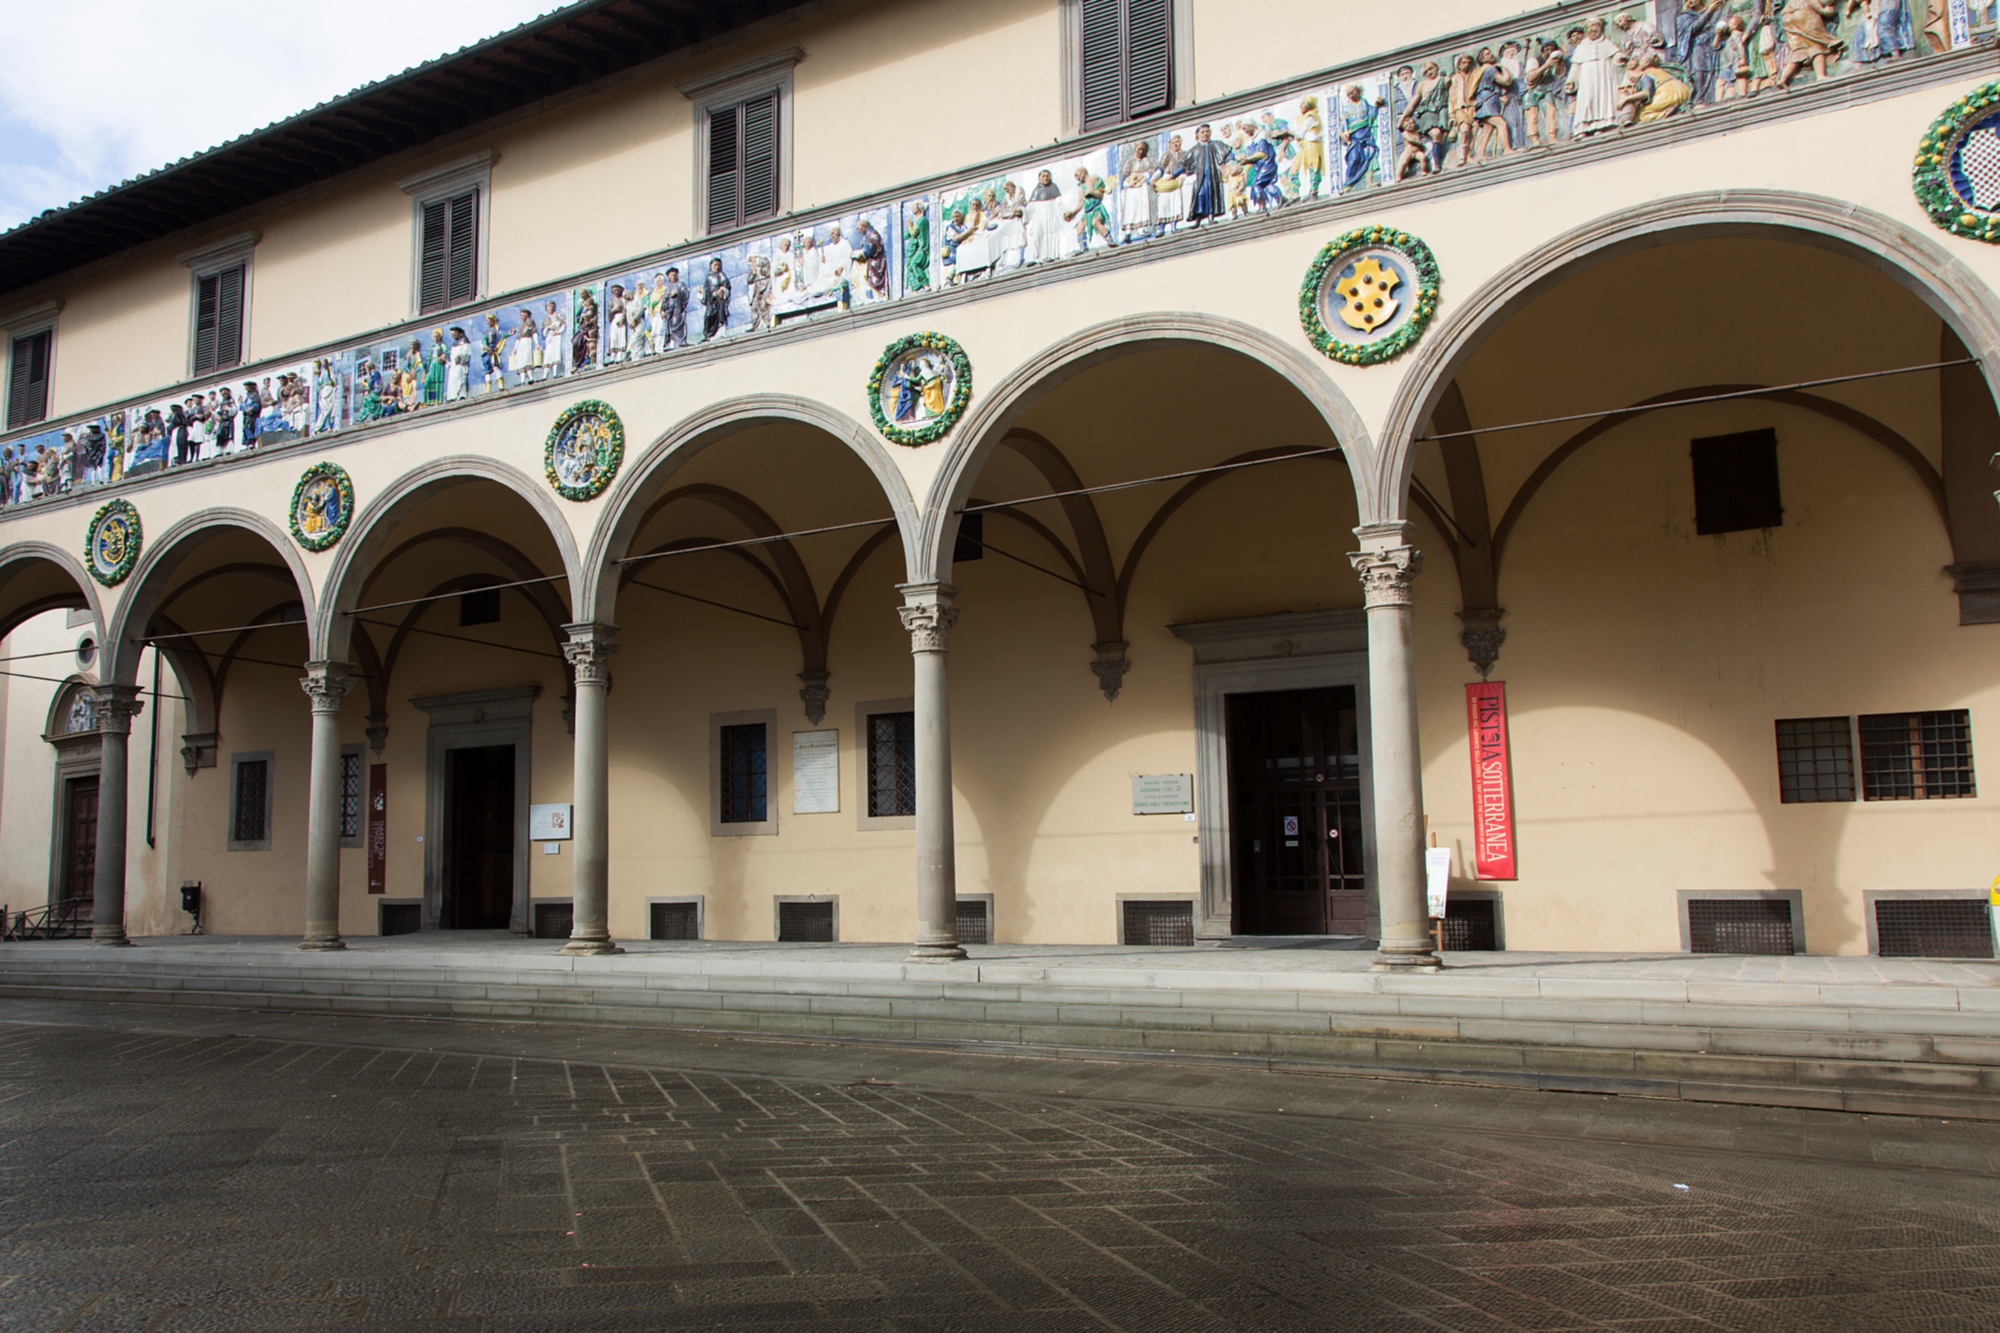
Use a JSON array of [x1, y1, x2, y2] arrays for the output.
[[1131, 774, 1193, 815], [529, 803, 572, 840]]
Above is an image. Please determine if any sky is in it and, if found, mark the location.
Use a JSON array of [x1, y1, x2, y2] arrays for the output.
[[0, 0, 563, 232]]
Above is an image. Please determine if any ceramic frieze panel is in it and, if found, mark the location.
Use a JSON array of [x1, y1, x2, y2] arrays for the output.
[[125, 358, 325, 479], [0, 410, 127, 500], [934, 144, 1122, 285]]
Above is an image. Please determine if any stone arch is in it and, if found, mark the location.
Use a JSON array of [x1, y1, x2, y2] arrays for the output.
[[1374, 190, 2000, 519], [314, 455, 582, 663], [0, 541, 104, 645], [917, 312, 1379, 582], [104, 509, 314, 686], [579, 393, 922, 625]]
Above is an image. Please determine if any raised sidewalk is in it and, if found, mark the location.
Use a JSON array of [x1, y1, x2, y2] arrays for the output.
[[3, 933, 1997, 1120]]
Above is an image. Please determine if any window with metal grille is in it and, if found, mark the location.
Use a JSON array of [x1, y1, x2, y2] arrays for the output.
[[532, 901, 573, 940], [1775, 716, 1855, 803], [1079, 0, 1174, 130], [418, 189, 479, 314], [1122, 899, 1194, 946], [707, 91, 779, 232], [379, 902, 422, 936], [953, 511, 985, 563], [1690, 428, 1782, 535], [7, 328, 51, 429], [232, 759, 269, 844], [650, 901, 700, 940], [1875, 899, 1994, 959], [1687, 898, 1795, 955], [1859, 710, 1975, 800], [192, 264, 245, 376], [338, 751, 363, 840], [720, 723, 768, 824], [1439, 899, 1498, 951], [867, 711, 916, 818], [778, 900, 835, 942], [459, 586, 501, 626], [956, 898, 991, 945]]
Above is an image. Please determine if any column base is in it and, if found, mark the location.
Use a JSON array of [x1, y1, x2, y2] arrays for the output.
[[90, 926, 132, 947], [298, 938, 347, 952], [560, 938, 624, 956], [908, 942, 968, 962], [1371, 947, 1441, 973]]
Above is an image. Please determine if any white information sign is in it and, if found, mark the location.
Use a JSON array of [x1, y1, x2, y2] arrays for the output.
[[1425, 847, 1453, 919], [793, 730, 840, 814], [529, 803, 572, 840], [1131, 773, 1193, 815]]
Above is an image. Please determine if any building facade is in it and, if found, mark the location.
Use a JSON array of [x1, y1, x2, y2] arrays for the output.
[[1, 0, 1998, 963]]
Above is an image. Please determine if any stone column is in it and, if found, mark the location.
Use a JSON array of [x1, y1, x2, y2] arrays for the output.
[[561, 623, 622, 955], [1350, 524, 1439, 973], [898, 582, 965, 960], [89, 685, 145, 946], [299, 662, 355, 951]]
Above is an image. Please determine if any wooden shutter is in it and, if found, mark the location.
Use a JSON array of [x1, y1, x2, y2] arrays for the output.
[[7, 330, 50, 429], [708, 103, 741, 231], [419, 192, 478, 313], [418, 198, 449, 313], [1080, 0, 1173, 129], [193, 264, 244, 376], [741, 92, 779, 223]]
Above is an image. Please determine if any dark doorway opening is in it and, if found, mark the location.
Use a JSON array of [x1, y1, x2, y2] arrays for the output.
[[59, 776, 99, 907], [1226, 687, 1367, 935], [444, 745, 515, 929]]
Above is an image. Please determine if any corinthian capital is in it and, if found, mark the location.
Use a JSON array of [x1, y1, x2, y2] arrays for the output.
[[1348, 546, 1423, 608], [299, 662, 356, 714], [89, 684, 145, 733], [896, 581, 961, 654], [561, 622, 621, 685]]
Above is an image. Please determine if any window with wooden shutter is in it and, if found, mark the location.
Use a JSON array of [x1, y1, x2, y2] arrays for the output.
[[192, 264, 245, 376], [418, 189, 479, 314], [6, 329, 51, 429], [1079, 0, 1174, 131], [707, 91, 780, 232]]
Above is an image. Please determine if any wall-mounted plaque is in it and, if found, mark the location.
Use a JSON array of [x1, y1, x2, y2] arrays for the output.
[[793, 730, 840, 814], [1131, 773, 1193, 815]]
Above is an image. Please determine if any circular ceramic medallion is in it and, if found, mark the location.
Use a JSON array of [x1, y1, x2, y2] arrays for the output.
[[289, 462, 355, 553], [1915, 82, 2000, 243], [545, 400, 625, 502], [1298, 227, 1441, 366], [869, 332, 972, 447], [84, 498, 141, 587]]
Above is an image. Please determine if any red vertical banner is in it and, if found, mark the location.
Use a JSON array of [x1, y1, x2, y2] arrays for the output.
[[366, 763, 388, 894], [1465, 683, 1517, 881]]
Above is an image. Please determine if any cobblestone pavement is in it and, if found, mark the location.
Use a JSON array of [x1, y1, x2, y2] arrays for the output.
[[1, 1001, 1997, 1332]]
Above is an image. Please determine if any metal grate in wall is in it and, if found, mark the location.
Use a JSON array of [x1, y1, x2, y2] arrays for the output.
[[1775, 716, 1854, 803], [1440, 899, 1498, 951], [1122, 899, 1194, 946], [379, 903, 422, 937], [779, 900, 835, 943], [956, 898, 991, 945], [1875, 899, 1994, 959], [532, 901, 574, 940], [1687, 898, 1795, 955], [1859, 710, 1976, 800], [650, 901, 700, 941]]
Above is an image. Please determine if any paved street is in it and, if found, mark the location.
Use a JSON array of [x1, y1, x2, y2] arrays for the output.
[[1, 999, 1996, 1332]]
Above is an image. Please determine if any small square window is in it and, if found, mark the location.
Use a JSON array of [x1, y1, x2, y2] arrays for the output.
[[1859, 710, 1976, 800], [866, 711, 916, 818], [1691, 429, 1782, 535], [1775, 717, 1854, 803], [720, 723, 768, 825], [459, 587, 501, 626]]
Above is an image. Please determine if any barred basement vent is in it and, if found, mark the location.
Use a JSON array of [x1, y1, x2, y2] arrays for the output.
[[1440, 899, 1497, 952], [955, 898, 991, 946], [532, 901, 573, 940], [650, 901, 700, 941], [1687, 898, 1795, 955], [1874, 899, 1994, 959], [379, 902, 422, 937], [1122, 899, 1194, 946], [778, 900, 835, 943]]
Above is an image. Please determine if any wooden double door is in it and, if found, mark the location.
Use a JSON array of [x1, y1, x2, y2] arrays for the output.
[[60, 775, 99, 907], [1226, 687, 1368, 936]]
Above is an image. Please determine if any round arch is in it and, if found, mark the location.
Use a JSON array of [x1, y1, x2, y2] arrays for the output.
[[1374, 189, 2000, 519], [917, 312, 1379, 583], [0, 541, 105, 645], [577, 393, 921, 625], [314, 455, 583, 662], [105, 508, 314, 686]]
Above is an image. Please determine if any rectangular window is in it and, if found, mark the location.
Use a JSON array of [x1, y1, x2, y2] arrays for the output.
[[418, 189, 479, 314], [720, 722, 768, 824], [7, 328, 51, 429], [1079, 0, 1174, 130], [866, 711, 916, 818], [459, 587, 501, 626], [706, 92, 779, 232], [338, 751, 364, 841], [1775, 716, 1855, 803], [1691, 428, 1782, 535], [192, 264, 245, 376], [233, 759, 269, 844], [1860, 710, 1976, 800], [953, 511, 985, 563]]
